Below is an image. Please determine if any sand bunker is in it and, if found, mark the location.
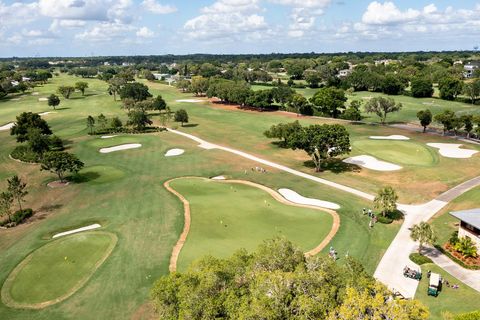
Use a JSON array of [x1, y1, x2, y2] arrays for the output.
[[0, 122, 14, 131], [165, 148, 185, 157], [31, 92, 39, 96], [39, 111, 56, 116], [100, 135, 117, 139], [99, 144, 142, 153], [211, 176, 226, 180], [369, 135, 410, 141], [176, 99, 204, 103], [278, 188, 340, 210], [38, 98, 48, 102], [427, 143, 479, 159], [343, 155, 402, 171], [52, 224, 101, 239]]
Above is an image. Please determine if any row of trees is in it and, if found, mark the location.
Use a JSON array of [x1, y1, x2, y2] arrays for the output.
[[151, 237, 429, 319], [416, 109, 480, 137]]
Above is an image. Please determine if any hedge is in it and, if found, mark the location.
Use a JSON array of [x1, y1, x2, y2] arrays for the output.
[[10, 146, 41, 163]]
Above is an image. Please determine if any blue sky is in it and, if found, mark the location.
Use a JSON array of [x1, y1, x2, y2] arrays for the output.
[[0, 0, 479, 57]]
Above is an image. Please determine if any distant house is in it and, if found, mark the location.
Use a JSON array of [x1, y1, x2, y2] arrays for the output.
[[464, 62, 480, 78], [338, 69, 352, 77], [450, 208, 480, 249]]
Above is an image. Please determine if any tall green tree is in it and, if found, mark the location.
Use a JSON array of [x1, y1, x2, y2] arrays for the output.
[[373, 186, 398, 217], [7, 175, 27, 211], [97, 114, 108, 130], [462, 80, 480, 104], [0, 192, 14, 223], [41, 151, 84, 182], [47, 94, 60, 110], [411, 78, 434, 98], [190, 76, 209, 96], [309, 87, 347, 118], [119, 82, 152, 102], [75, 81, 89, 96], [416, 109, 432, 133], [434, 110, 456, 135], [439, 77, 463, 100], [127, 110, 152, 131], [86, 115, 95, 134], [410, 222, 436, 254], [57, 85, 75, 99], [108, 77, 126, 101], [152, 95, 167, 111], [10, 112, 52, 142], [174, 109, 189, 126], [288, 124, 351, 172], [364, 96, 402, 124], [264, 121, 302, 147]]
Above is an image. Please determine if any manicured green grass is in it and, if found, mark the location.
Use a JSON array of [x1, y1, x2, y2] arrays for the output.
[[146, 81, 480, 203], [3, 232, 116, 307], [171, 178, 333, 270], [416, 264, 480, 319], [353, 139, 438, 167], [74, 165, 126, 185]]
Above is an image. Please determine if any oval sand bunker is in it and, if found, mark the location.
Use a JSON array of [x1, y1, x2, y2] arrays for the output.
[[176, 99, 204, 103], [427, 143, 479, 159], [369, 135, 410, 141], [343, 155, 402, 171], [99, 144, 142, 153], [278, 188, 340, 210], [52, 224, 101, 239], [165, 148, 185, 157]]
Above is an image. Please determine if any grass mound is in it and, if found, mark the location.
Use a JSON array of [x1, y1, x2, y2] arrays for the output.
[[72, 165, 125, 184], [2, 232, 117, 309], [170, 178, 333, 271], [353, 139, 437, 166]]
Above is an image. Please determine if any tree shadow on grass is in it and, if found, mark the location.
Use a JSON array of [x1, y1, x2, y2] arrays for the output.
[[303, 158, 361, 174], [388, 209, 404, 221], [182, 124, 199, 128], [54, 107, 70, 111], [37, 204, 63, 213], [271, 141, 289, 148], [69, 172, 101, 183]]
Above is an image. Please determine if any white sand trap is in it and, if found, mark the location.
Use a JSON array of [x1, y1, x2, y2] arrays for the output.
[[39, 111, 56, 116], [165, 148, 185, 157], [99, 143, 142, 153], [278, 188, 340, 210], [176, 99, 204, 103], [38, 97, 48, 102], [370, 135, 410, 141], [11, 98, 21, 101], [31, 92, 39, 96], [211, 175, 226, 180], [343, 155, 402, 171], [52, 224, 101, 239], [0, 122, 14, 131], [100, 135, 118, 139], [427, 143, 479, 159]]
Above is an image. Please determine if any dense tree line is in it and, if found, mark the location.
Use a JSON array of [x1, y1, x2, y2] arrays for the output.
[[151, 238, 429, 319]]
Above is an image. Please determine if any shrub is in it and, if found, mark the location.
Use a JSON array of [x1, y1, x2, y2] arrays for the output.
[[455, 311, 480, 320], [49, 135, 64, 151], [376, 214, 393, 224], [454, 237, 478, 258], [1, 208, 34, 227], [449, 231, 459, 245], [10, 145, 41, 163], [409, 253, 433, 265]]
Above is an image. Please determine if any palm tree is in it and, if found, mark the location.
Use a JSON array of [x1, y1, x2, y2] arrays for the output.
[[7, 175, 27, 211], [373, 186, 398, 217], [410, 222, 436, 254]]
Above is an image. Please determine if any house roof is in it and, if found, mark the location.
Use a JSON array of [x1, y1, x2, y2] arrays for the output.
[[450, 208, 480, 229]]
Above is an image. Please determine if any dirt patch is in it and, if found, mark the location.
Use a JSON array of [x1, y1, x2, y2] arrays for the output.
[[131, 302, 156, 320], [47, 181, 70, 188]]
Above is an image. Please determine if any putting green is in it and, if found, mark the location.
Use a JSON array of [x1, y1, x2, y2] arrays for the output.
[[2, 232, 117, 309], [171, 178, 333, 271], [353, 139, 437, 166]]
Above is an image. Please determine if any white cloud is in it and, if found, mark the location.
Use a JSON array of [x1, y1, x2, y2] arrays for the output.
[[75, 22, 135, 42], [142, 0, 177, 14], [49, 19, 87, 32], [362, 2, 420, 25], [288, 8, 315, 38], [183, 0, 268, 41], [0, 1, 39, 27], [269, 0, 330, 9], [136, 26, 154, 38]]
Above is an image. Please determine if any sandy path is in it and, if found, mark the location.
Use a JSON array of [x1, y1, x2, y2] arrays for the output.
[[0, 122, 14, 131], [176, 99, 205, 103], [369, 135, 410, 141], [165, 177, 340, 272]]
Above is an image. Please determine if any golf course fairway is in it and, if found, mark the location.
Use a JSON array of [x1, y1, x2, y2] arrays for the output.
[[169, 177, 334, 271], [2, 232, 117, 309]]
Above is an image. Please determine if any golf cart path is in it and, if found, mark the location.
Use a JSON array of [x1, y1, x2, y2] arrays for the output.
[[168, 129, 375, 201], [164, 177, 340, 272], [167, 128, 480, 297], [374, 176, 480, 298]]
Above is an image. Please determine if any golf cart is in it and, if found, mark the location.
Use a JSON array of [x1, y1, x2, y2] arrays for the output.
[[428, 272, 442, 297], [403, 266, 422, 280]]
